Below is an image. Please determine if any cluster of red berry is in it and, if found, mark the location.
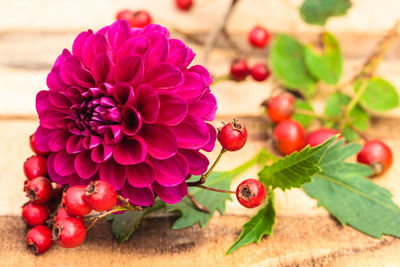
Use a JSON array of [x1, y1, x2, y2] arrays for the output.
[[266, 93, 393, 176], [23, 134, 117, 254], [115, 10, 152, 28]]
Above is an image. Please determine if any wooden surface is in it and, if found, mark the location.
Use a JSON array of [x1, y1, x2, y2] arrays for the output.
[[1, 0, 400, 266]]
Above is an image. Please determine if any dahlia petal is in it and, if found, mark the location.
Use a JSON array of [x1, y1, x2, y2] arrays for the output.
[[179, 149, 209, 175], [74, 150, 99, 179], [72, 30, 93, 60], [54, 150, 76, 176], [167, 39, 195, 70], [105, 20, 131, 56], [102, 107, 122, 122], [82, 135, 102, 149], [114, 55, 144, 87], [47, 67, 68, 92], [146, 32, 169, 68], [48, 91, 72, 109], [47, 153, 70, 184], [153, 181, 188, 204], [113, 136, 147, 165], [141, 124, 177, 160], [118, 36, 150, 58], [53, 49, 71, 68], [66, 86, 84, 103], [126, 161, 155, 188], [145, 63, 184, 90], [178, 72, 206, 100], [104, 125, 122, 144], [34, 126, 53, 152], [49, 130, 70, 152], [171, 114, 210, 149], [38, 109, 66, 129], [91, 53, 112, 82], [36, 91, 52, 115], [100, 96, 117, 107], [142, 24, 170, 38], [100, 158, 126, 190], [91, 143, 113, 163], [81, 34, 108, 69], [66, 135, 84, 154], [188, 65, 213, 86], [157, 92, 188, 125], [153, 153, 189, 186], [72, 68, 95, 88], [112, 82, 135, 106], [188, 91, 217, 121], [134, 84, 160, 123], [202, 123, 217, 152], [59, 55, 81, 85], [99, 83, 113, 96], [120, 184, 154, 206], [121, 106, 143, 136], [69, 173, 96, 187]]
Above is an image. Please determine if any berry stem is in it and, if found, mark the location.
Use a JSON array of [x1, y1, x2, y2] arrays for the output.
[[347, 124, 369, 142], [196, 185, 235, 194], [86, 207, 127, 231], [116, 195, 144, 212], [187, 193, 210, 213]]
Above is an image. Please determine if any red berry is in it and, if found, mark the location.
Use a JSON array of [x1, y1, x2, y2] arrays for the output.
[[248, 26, 270, 48], [230, 58, 249, 81], [132, 10, 152, 28], [85, 181, 117, 212], [23, 155, 48, 180], [273, 119, 306, 155], [53, 217, 86, 248], [26, 225, 53, 254], [267, 93, 295, 123], [218, 120, 248, 151], [54, 207, 72, 223], [305, 128, 340, 147], [357, 140, 393, 176], [29, 134, 49, 156], [236, 179, 266, 208], [22, 202, 50, 226], [176, 0, 193, 10], [63, 185, 92, 217], [116, 9, 135, 26], [250, 63, 270, 82], [24, 177, 53, 204]]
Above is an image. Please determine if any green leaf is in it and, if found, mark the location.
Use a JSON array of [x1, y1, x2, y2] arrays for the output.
[[270, 34, 317, 96], [166, 150, 266, 229], [305, 32, 343, 85], [259, 136, 337, 190], [293, 99, 314, 127], [355, 77, 399, 111], [226, 192, 276, 254], [303, 139, 400, 238], [300, 0, 352, 25]]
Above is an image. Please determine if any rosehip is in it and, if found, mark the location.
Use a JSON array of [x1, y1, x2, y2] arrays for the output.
[[218, 120, 248, 151], [26, 225, 53, 254], [23, 155, 48, 180], [248, 26, 270, 48], [24, 177, 53, 204], [273, 119, 306, 155], [230, 58, 249, 81], [267, 93, 295, 123], [176, 0, 193, 10], [116, 9, 135, 26], [85, 181, 117, 212], [305, 128, 339, 147], [250, 63, 270, 82], [54, 207, 72, 223], [63, 185, 92, 217], [357, 140, 393, 176], [132, 10, 152, 28], [53, 217, 86, 248], [22, 202, 50, 226], [236, 179, 266, 208], [29, 134, 49, 156]]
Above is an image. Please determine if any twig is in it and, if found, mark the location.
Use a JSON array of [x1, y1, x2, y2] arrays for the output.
[[197, 185, 235, 194], [187, 193, 210, 213], [347, 124, 369, 142], [86, 208, 127, 231]]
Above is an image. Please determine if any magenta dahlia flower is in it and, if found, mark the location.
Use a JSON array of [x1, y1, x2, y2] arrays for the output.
[[34, 21, 217, 206]]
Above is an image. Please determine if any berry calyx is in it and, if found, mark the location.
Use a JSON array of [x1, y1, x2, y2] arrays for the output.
[[357, 140, 393, 176], [24, 177, 53, 204], [248, 26, 270, 48], [116, 9, 135, 27], [230, 58, 249, 81], [29, 134, 49, 156], [23, 155, 48, 180], [218, 120, 248, 151], [305, 128, 340, 147], [22, 202, 50, 226], [250, 63, 270, 82], [62, 185, 92, 217], [53, 217, 86, 248], [273, 119, 306, 155], [236, 179, 267, 208], [267, 93, 295, 123], [85, 181, 117, 212], [132, 10, 152, 28], [176, 0, 193, 11], [26, 225, 53, 254]]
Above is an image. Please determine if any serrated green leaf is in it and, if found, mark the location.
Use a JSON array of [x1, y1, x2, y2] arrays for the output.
[[226, 192, 275, 255], [305, 32, 342, 85], [293, 99, 314, 127], [355, 77, 399, 111], [303, 139, 400, 238], [270, 34, 317, 96], [300, 0, 352, 25], [259, 136, 337, 190]]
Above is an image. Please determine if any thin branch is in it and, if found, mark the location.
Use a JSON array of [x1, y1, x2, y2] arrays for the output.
[[187, 193, 210, 213], [197, 185, 235, 194]]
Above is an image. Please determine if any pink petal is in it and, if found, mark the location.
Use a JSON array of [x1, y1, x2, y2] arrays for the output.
[[72, 30, 93, 60], [189, 91, 217, 121], [167, 39, 194, 70], [91, 143, 113, 163], [48, 91, 72, 109], [126, 161, 155, 188], [171, 114, 210, 149], [114, 55, 144, 87], [72, 68, 95, 88], [105, 20, 131, 56], [146, 32, 169, 68], [66, 135, 84, 154], [48, 130, 70, 152], [157, 92, 188, 125], [153, 181, 188, 204], [100, 158, 126, 190], [82, 135, 102, 149], [113, 136, 147, 165], [53, 150, 76, 176], [153, 153, 189, 186], [202, 123, 217, 152], [36, 91, 52, 115], [118, 36, 150, 58], [59, 55, 81, 85], [47, 67, 68, 92], [178, 72, 206, 100], [112, 82, 135, 106], [120, 184, 154, 206], [74, 150, 99, 179], [38, 109, 66, 129], [145, 63, 184, 90], [188, 65, 213, 86], [179, 149, 209, 175], [121, 106, 143, 136], [104, 125, 122, 144], [34, 126, 53, 152], [91, 53, 112, 82], [47, 153, 70, 184], [140, 124, 177, 160], [81, 34, 108, 69], [134, 84, 160, 124]]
